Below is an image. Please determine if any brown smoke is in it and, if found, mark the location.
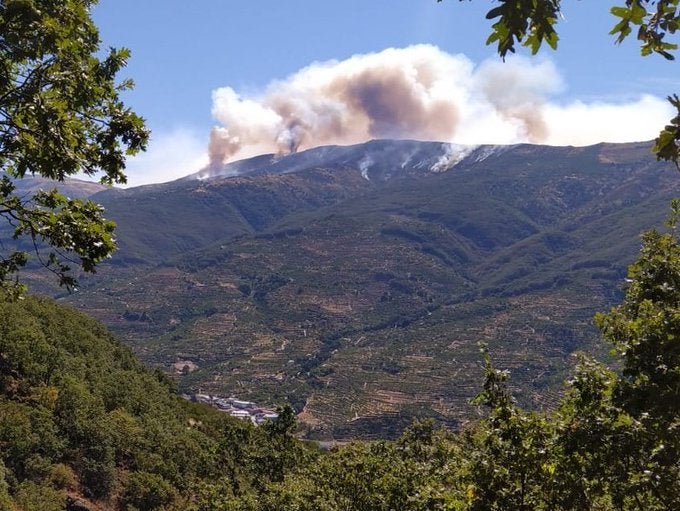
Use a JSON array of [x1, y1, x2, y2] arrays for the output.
[[203, 45, 668, 173], [208, 46, 498, 169], [339, 66, 459, 140]]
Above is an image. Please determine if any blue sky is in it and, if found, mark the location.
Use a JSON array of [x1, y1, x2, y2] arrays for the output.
[[92, 1, 680, 186]]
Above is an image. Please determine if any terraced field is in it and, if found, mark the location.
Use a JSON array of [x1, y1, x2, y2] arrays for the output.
[[60, 140, 680, 439]]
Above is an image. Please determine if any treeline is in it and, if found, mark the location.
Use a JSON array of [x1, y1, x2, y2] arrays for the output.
[[1, 220, 679, 510]]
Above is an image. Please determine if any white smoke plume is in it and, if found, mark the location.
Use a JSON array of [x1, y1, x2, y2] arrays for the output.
[[357, 155, 374, 180], [430, 145, 476, 173], [207, 44, 671, 172]]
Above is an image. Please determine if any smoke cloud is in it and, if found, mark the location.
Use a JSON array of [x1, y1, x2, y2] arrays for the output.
[[207, 44, 671, 171]]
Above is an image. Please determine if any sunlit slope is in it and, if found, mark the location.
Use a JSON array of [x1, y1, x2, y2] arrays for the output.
[[0, 296, 280, 509]]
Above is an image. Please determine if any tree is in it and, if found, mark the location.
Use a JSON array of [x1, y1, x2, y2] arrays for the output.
[[465, 346, 557, 510], [592, 205, 680, 509], [441, 0, 680, 167], [0, 0, 148, 296], [465, 207, 680, 510]]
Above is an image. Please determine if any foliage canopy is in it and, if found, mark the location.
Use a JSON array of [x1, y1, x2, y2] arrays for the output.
[[0, 0, 148, 295]]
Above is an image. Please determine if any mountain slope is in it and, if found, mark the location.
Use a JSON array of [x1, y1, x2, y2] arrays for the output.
[[10, 174, 110, 198], [92, 166, 381, 265], [62, 140, 680, 439], [0, 295, 314, 510]]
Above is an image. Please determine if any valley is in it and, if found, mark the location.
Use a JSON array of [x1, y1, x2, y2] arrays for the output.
[[45, 139, 679, 439]]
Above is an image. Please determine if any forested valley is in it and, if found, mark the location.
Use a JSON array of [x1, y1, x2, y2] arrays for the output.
[[1, 219, 679, 509]]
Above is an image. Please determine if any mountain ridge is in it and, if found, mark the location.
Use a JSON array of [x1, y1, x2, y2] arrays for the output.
[[55, 138, 679, 439], [187, 139, 502, 182]]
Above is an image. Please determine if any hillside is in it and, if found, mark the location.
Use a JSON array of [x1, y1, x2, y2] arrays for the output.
[[0, 296, 313, 510], [59, 139, 680, 439], [1, 232, 677, 510]]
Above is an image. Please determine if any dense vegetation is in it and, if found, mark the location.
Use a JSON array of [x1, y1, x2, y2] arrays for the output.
[[234, 212, 680, 511], [0, 0, 148, 294], [2, 209, 679, 509], [0, 296, 313, 510]]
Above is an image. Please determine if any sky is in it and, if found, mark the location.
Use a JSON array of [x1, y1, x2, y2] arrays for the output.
[[91, 1, 680, 187]]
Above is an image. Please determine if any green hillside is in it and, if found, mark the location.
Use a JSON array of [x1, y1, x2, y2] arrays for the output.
[[0, 296, 313, 510], [92, 167, 376, 265]]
